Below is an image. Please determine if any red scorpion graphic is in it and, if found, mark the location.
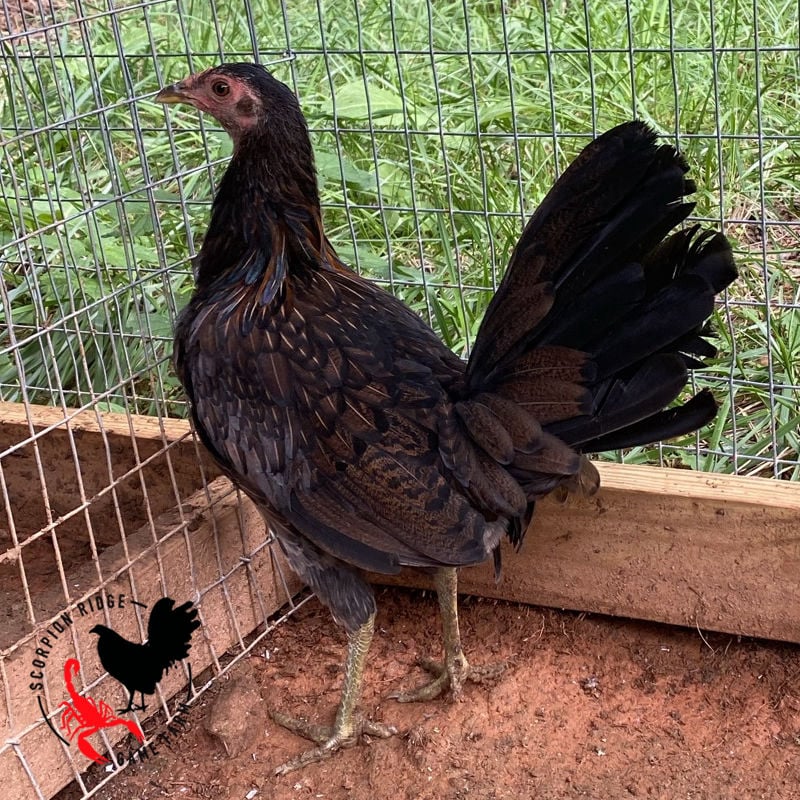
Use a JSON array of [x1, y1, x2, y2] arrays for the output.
[[58, 658, 144, 764]]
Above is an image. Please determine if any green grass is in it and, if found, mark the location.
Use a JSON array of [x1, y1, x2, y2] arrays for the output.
[[0, 0, 798, 476]]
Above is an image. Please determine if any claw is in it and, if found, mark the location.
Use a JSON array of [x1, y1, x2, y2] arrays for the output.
[[391, 654, 505, 703], [271, 710, 397, 775], [269, 613, 399, 774], [389, 569, 506, 703]]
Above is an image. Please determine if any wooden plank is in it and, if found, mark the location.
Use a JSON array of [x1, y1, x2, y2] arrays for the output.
[[0, 401, 192, 444], [370, 463, 800, 644], [0, 405, 217, 647], [3, 400, 797, 646], [1, 476, 300, 800], [596, 461, 800, 509], [3, 400, 797, 645]]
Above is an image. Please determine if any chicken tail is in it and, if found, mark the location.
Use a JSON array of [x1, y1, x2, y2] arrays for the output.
[[463, 122, 736, 498], [146, 598, 201, 674]]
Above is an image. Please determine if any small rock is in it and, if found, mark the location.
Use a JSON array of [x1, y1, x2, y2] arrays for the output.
[[204, 660, 266, 758]]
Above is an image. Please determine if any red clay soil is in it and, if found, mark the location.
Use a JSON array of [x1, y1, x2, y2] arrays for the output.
[[57, 588, 800, 800]]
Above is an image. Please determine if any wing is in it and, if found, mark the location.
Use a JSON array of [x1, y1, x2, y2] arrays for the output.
[[176, 266, 538, 574]]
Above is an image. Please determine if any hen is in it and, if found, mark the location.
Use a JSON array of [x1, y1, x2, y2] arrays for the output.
[[156, 63, 736, 773], [91, 598, 200, 713]]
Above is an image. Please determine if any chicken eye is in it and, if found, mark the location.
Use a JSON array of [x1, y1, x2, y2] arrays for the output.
[[211, 81, 230, 97]]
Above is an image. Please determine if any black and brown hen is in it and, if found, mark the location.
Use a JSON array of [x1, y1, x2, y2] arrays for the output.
[[156, 63, 736, 773]]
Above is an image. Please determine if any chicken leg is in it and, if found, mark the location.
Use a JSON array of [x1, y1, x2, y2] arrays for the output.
[[392, 567, 504, 703], [271, 612, 397, 775]]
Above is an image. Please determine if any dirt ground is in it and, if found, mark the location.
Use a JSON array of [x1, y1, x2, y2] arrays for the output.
[[57, 587, 800, 800]]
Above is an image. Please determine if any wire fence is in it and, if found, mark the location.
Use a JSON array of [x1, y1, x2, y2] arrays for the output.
[[0, 0, 798, 797]]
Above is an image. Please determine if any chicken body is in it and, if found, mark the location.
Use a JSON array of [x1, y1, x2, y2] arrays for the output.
[[156, 63, 736, 773], [177, 247, 513, 622]]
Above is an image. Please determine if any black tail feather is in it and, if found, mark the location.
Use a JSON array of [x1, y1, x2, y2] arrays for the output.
[[466, 121, 736, 481], [577, 389, 719, 453], [547, 353, 691, 448]]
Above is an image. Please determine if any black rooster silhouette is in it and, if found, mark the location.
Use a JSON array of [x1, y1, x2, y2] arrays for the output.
[[90, 598, 200, 713]]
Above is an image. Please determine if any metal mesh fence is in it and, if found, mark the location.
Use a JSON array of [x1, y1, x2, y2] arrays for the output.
[[0, 0, 798, 797]]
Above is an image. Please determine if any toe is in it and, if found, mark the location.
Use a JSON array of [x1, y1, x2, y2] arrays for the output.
[[271, 711, 398, 774], [274, 739, 341, 775], [390, 663, 450, 703], [269, 710, 334, 745], [361, 719, 398, 739], [390, 655, 505, 703]]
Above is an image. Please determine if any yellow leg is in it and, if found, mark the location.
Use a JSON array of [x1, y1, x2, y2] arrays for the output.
[[392, 567, 504, 703], [271, 612, 396, 775]]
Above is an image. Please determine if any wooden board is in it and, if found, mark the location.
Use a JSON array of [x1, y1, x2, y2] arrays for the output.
[[0, 403, 301, 800], [3, 402, 798, 647], [0, 402, 192, 445], [371, 463, 800, 643]]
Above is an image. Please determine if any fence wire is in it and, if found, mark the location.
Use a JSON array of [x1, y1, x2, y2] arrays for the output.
[[0, 0, 798, 797]]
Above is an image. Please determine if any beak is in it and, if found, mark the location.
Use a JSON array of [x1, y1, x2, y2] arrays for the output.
[[155, 81, 192, 105]]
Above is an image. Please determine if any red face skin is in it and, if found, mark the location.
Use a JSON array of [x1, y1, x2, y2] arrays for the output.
[[156, 68, 262, 147]]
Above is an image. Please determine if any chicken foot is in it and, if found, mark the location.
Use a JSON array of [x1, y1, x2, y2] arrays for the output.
[[391, 567, 504, 703], [118, 690, 147, 714], [271, 612, 397, 775]]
